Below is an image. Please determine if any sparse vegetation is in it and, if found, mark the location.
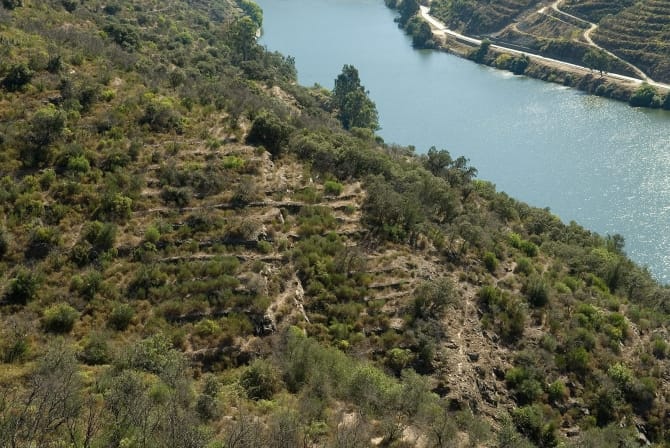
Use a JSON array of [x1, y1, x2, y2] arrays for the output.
[[0, 0, 668, 446]]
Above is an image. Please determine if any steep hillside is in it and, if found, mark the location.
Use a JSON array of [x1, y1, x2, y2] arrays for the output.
[[1, 0, 670, 447], [592, 0, 670, 83], [429, 0, 544, 34]]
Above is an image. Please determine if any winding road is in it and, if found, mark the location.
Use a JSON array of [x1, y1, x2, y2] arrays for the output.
[[420, 5, 670, 90]]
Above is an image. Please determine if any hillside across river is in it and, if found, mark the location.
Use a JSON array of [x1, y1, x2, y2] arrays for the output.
[[256, 0, 670, 282]]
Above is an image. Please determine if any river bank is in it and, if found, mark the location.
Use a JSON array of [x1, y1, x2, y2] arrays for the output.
[[256, 0, 670, 281], [419, 7, 670, 108]]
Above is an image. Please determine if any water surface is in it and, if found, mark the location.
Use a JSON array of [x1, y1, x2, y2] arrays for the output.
[[256, 0, 670, 282]]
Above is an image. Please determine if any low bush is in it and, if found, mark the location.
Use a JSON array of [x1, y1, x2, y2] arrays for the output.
[[42, 303, 79, 333]]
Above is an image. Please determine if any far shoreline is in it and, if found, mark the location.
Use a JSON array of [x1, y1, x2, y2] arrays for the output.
[[418, 9, 670, 111]]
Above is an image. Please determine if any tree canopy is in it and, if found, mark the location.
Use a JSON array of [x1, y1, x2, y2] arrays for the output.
[[333, 64, 379, 131]]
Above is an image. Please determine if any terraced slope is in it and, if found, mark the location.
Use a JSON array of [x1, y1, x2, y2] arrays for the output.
[[562, 0, 635, 22], [429, 0, 544, 34], [592, 0, 670, 82], [2, 0, 670, 446]]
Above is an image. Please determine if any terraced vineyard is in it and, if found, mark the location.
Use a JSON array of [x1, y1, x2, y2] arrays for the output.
[[592, 0, 670, 82], [429, 0, 544, 34], [562, 0, 635, 22]]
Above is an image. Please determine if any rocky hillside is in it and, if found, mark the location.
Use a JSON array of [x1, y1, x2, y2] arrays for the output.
[[1, 0, 670, 447]]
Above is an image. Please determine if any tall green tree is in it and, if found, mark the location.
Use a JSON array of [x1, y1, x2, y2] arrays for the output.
[[398, 0, 419, 26], [228, 16, 260, 63], [333, 65, 379, 130], [582, 48, 610, 76]]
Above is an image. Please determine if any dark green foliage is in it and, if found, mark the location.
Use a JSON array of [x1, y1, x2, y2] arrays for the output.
[[564, 346, 590, 375], [471, 40, 491, 63], [196, 375, 221, 421], [423, 146, 477, 187], [510, 54, 530, 75], [1, 0, 22, 9], [103, 22, 140, 50], [42, 303, 79, 333], [160, 186, 192, 206], [25, 226, 60, 259], [71, 271, 104, 301], [127, 265, 168, 300], [228, 16, 260, 63], [61, 0, 77, 12], [96, 192, 132, 222], [140, 98, 184, 133], [2, 63, 32, 91], [0, 228, 8, 258], [362, 175, 424, 244], [239, 0, 263, 26], [83, 221, 117, 254], [240, 359, 281, 400], [333, 65, 379, 130], [124, 334, 183, 376], [406, 16, 434, 48], [629, 83, 660, 108], [108, 303, 135, 331], [511, 405, 557, 447], [412, 277, 456, 319], [483, 251, 498, 273], [246, 111, 292, 157], [21, 106, 66, 167], [323, 180, 343, 196], [4, 268, 41, 305], [662, 93, 670, 110], [523, 275, 549, 307], [478, 286, 526, 342], [582, 48, 611, 75], [651, 336, 668, 359], [397, 0, 419, 26], [79, 333, 111, 365]]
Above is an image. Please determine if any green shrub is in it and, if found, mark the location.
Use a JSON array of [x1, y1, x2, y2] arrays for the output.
[[524, 275, 549, 307], [257, 240, 273, 254], [83, 221, 117, 253], [0, 228, 7, 258], [2, 63, 32, 91], [629, 83, 659, 108], [324, 180, 344, 196], [108, 304, 135, 331], [547, 381, 566, 402], [483, 251, 498, 273], [246, 110, 292, 157], [42, 303, 79, 333], [139, 97, 183, 133], [66, 155, 90, 173], [222, 156, 246, 170], [385, 348, 414, 375], [22, 105, 66, 167], [4, 269, 41, 305], [511, 405, 557, 447], [514, 257, 533, 275], [412, 277, 456, 319], [651, 336, 668, 359], [79, 334, 111, 365], [1, 0, 23, 10], [564, 347, 590, 375], [519, 240, 538, 257], [240, 358, 281, 400]]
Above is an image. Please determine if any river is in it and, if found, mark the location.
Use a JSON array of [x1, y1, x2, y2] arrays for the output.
[[255, 0, 670, 282]]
